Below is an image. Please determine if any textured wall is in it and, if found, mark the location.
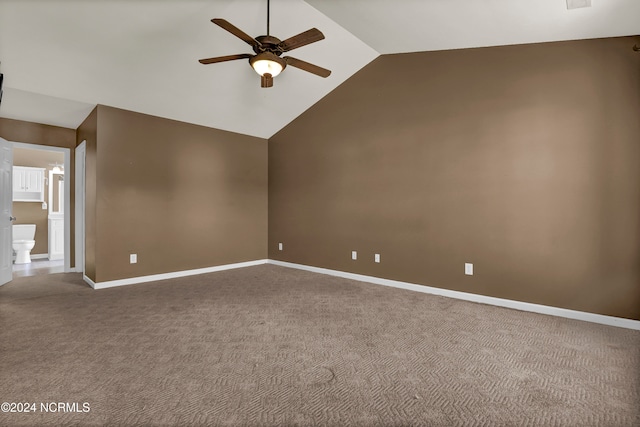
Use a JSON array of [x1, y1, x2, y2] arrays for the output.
[[269, 36, 640, 320]]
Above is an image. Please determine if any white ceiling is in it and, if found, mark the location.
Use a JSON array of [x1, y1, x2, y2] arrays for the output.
[[0, 0, 638, 139], [308, 0, 640, 54]]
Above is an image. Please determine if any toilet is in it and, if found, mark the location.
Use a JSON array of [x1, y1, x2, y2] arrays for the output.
[[12, 224, 36, 264]]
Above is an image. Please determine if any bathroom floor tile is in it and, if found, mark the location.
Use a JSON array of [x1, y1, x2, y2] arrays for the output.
[[12, 259, 65, 277]]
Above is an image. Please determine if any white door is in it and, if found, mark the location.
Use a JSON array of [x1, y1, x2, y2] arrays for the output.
[[0, 137, 13, 286]]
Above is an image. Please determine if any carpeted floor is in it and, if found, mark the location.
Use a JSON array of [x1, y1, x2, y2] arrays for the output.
[[0, 264, 638, 426]]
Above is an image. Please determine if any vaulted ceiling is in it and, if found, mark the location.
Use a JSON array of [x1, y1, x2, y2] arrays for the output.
[[1, 0, 638, 139]]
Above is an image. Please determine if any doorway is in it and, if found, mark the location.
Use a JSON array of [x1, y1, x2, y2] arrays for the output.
[[8, 141, 72, 279]]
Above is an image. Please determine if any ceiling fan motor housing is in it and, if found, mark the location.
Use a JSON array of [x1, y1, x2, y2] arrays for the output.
[[254, 35, 284, 54]]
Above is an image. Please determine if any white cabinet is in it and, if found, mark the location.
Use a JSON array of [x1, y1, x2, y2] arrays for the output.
[[48, 216, 64, 261], [13, 166, 45, 202]]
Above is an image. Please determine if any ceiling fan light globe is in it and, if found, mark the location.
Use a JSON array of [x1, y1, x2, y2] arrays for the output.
[[250, 52, 285, 77], [252, 59, 283, 77]]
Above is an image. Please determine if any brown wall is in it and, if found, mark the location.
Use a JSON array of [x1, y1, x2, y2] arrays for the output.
[[269, 36, 640, 320], [89, 105, 267, 283], [0, 118, 77, 267], [77, 107, 98, 281], [0, 118, 76, 149], [12, 147, 64, 255]]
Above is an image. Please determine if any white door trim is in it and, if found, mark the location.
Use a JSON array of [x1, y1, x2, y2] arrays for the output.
[[75, 141, 86, 275]]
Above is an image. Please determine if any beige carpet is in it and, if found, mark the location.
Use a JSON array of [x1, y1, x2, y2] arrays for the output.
[[0, 264, 638, 426]]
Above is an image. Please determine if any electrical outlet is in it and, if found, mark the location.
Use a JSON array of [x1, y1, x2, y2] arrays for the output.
[[352, 251, 357, 260], [278, 243, 283, 251], [375, 253, 381, 263], [130, 254, 137, 264], [465, 263, 473, 275]]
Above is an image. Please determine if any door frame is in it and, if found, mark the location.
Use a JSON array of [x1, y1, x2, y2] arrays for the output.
[[75, 140, 86, 275], [11, 141, 72, 272]]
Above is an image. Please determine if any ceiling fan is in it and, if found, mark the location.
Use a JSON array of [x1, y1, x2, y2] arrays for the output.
[[198, 0, 331, 88]]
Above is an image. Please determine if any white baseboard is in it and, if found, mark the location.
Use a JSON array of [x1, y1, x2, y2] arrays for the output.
[[268, 260, 640, 331], [87, 259, 268, 290], [83, 274, 96, 289], [78, 257, 639, 330]]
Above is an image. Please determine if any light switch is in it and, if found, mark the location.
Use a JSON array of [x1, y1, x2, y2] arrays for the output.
[[130, 254, 137, 264]]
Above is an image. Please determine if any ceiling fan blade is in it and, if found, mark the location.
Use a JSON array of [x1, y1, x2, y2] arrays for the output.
[[278, 28, 325, 52], [284, 56, 331, 78], [199, 53, 253, 64], [212, 18, 260, 48]]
